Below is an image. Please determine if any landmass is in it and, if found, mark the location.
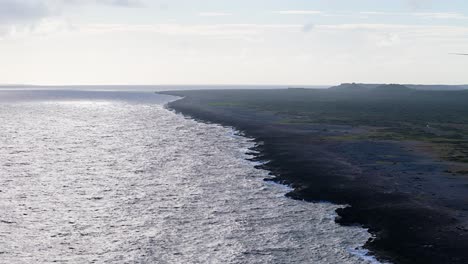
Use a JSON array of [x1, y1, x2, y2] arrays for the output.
[[160, 85, 468, 264]]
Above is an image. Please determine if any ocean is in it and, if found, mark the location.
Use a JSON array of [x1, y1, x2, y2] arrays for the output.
[[0, 88, 380, 263]]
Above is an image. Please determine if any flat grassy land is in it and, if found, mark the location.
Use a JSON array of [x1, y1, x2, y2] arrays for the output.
[[170, 88, 468, 166]]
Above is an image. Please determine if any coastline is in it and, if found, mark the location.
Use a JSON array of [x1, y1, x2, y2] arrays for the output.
[[161, 90, 468, 264]]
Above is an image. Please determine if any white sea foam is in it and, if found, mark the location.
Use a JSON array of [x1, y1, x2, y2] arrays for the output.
[[349, 248, 390, 264]]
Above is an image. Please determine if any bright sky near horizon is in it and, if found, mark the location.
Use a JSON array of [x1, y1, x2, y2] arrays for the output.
[[1, 0, 468, 85]]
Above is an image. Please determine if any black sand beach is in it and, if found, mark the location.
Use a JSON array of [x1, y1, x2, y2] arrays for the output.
[[160, 88, 468, 264]]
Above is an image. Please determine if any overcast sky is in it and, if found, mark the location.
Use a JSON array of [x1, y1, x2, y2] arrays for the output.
[[1, 0, 467, 85]]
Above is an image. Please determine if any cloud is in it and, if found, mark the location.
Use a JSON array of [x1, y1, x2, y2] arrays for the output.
[[277, 10, 467, 20], [302, 23, 315, 33], [360, 11, 468, 20], [275, 10, 322, 15], [70, 22, 468, 45], [374, 33, 402, 47], [199, 12, 232, 17], [0, 0, 51, 24], [413, 12, 468, 20], [0, 0, 143, 24], [61, 0, 143, 7], [0, 0, 144, 36], [96, 0, 143, 7], [78, 23, 302, 38], [406, 0, 433, 11], [317, 24, 412, 30]]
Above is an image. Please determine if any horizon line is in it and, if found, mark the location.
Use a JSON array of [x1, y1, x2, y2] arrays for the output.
[[2, 83, 468, 87]]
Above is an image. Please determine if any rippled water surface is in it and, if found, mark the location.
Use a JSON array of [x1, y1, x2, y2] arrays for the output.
[[0, 90, 377, 263]]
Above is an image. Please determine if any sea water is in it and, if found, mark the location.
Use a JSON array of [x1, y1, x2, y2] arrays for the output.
[[0, 90, 380, 263]]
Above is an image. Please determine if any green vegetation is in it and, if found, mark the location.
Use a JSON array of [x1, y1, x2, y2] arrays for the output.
[[207, 102, 242, 107], [176, 87, 468, 164]]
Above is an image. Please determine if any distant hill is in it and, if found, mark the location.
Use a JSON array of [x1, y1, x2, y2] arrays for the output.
[[328, 83, 370, 91], [329, 83, 468, 91], [329, 83, 413, 92], [405, 85, 468, 91], [372, 84, 412, 93]]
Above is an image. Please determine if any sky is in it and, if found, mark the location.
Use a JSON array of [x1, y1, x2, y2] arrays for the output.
[[0, 0, 468, 85]]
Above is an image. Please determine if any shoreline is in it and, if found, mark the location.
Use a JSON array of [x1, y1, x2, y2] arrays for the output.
[[161, 90, 468, 264], [165, 100, 385, 264]]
